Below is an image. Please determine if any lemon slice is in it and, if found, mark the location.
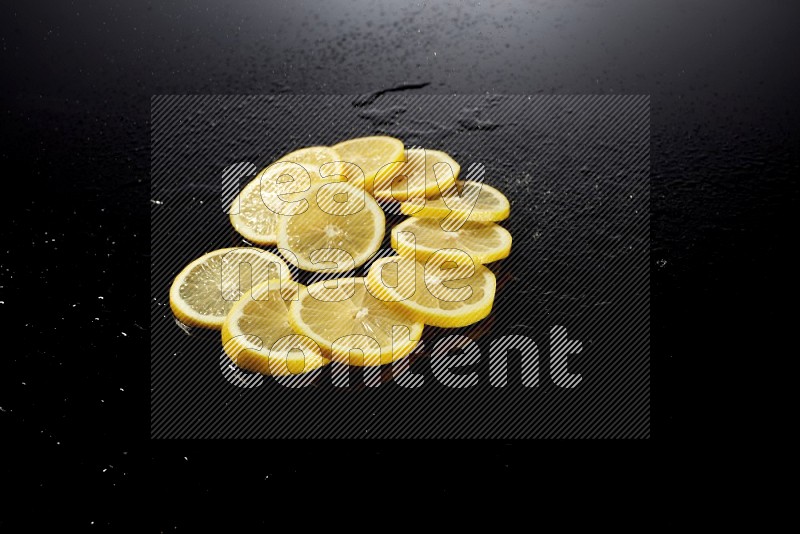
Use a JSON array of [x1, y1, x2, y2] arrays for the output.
[[373, 148, 459, 201], [277, 146, 342, 178], [277, 181, 385, 273], [288, 278, 423, 366], [221, 281, 329, 376], [169, 248, 292, 329], [391, 218, 512, 264], [230, 147, 344, 245], [400, 180, 510, 222], [332, 136, 405, 190], [365, 255, 496, 328]]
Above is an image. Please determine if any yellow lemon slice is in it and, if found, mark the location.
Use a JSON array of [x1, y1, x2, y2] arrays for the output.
[[221, 281, 329, 376], [288, 278, 423, 366], [230, 147, 344, 245], [332, 136, 405, 191], [400, 180, 510, 222], [169, 248, 292, 329], [277, 146, 342, 177], [391, 218, 512, 264], [365, 255, 496, 328], [373, 148, 459, 201], [277, 181, 385, 273]]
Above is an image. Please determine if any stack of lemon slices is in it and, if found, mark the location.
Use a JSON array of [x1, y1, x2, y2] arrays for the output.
[[169, 136, 513, 376]]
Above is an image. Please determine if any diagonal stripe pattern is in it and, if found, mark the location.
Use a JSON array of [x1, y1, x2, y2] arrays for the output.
[[151, 94, 649, 439]]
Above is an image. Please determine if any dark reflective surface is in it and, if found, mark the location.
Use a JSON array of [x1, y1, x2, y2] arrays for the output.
[[1, 0, 797, 527]]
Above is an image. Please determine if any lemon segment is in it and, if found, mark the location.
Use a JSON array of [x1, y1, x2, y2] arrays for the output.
[[372, 148, 460, 201], [277, 181, 385, 273], [331, 136, 405, 191], [169, 248, 292, 329], [365, 256, 496, 328], [391, 218, 512, 264], [277, 146, 343, 179], [400, 180, 510, 222], [230, 147, 344, 245], [221, 281, 329, 376], [287, 278, 424, 366]]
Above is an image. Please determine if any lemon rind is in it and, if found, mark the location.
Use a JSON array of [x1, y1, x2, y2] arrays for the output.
[[276, 182, 386, 273], [399, 181, 510, 222], [287, 278, 423, 367], [390, 220, 513, 265], [221, 281, 330, 376], [169, 248, 292, 330], [365, 258, 496, 328], [372, 148, 460, 201]]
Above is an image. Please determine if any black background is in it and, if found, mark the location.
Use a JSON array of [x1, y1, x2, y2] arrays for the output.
[[150, 94, 650, 439], [1, 0, 797, 527]]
